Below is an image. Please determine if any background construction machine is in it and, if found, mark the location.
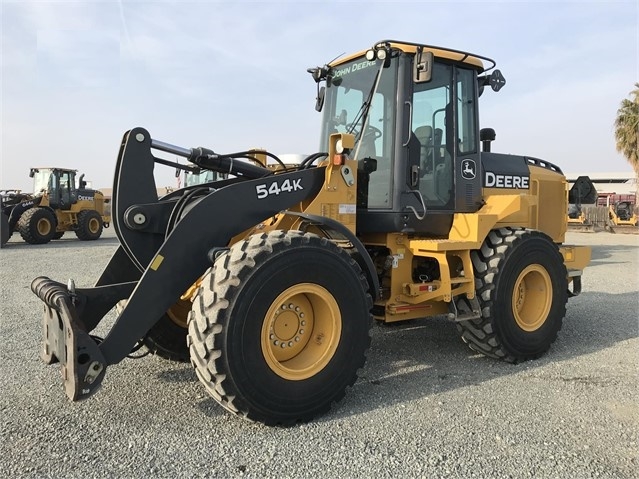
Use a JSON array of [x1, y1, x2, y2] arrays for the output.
[[566, 176, 597, 232], [1, 189, 31, 246], [33, 40, 590, 425], [1, 167, 110, 246], [608, 198, 638, 232]]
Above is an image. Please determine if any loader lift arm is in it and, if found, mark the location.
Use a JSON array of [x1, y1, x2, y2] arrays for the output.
[[32, 127, 326, 400]]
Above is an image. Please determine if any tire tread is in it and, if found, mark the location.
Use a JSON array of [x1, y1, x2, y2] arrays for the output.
[[188, 230, 372, 425], [456, 227, 567, 363]]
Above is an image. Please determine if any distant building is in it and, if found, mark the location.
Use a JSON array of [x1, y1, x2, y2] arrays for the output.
[[567, 172, 637, 196]]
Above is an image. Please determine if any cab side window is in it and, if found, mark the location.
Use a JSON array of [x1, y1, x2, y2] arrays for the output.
[[456, 68, 477, 155], [59, 172, 72, 206]]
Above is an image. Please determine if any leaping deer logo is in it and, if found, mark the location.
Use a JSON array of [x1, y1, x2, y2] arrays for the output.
[[462, 159, 476, 179]]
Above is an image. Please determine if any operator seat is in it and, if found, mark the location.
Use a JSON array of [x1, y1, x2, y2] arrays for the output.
[[357, 129, 377, 160]]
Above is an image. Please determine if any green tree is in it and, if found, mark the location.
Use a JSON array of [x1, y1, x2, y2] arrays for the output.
[[614, 83, 639, 175]]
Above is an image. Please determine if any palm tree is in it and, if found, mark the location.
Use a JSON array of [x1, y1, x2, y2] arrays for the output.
[[614, 83, 639, 175]]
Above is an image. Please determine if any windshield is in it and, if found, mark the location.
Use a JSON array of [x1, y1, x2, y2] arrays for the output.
[[319, 56, 398, 208], [32, 169, 53, 194]]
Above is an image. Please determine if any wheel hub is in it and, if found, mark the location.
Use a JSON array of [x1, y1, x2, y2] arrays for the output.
[[37, 218, 51, 235], [269, 299, 310, 362], [89, 218, 100, 234], [261, 283, 341, 380], [512, 264, 552, 332]]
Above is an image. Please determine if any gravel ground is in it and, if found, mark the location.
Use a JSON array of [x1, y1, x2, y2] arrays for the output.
[[0, 228, 637, 478]]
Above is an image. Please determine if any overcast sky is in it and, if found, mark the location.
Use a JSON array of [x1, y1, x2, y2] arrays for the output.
[[1, 0, 637, 191]]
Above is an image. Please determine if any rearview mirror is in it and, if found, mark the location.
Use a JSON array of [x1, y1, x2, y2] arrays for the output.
[[315, 86, 325, 112], [413, 48, 433, 83], [489, 69, 506, 92], [478, 70, 507, 95]]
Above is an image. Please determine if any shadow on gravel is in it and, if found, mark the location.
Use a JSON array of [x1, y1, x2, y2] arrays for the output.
[[1, 236, 119, 250], [589, 243, 638, 265], [318, 290, 638, 423], [156, 365, 196, 383]]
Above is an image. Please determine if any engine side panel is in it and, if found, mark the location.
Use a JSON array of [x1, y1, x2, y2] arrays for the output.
[[481, 152, 567, 243]]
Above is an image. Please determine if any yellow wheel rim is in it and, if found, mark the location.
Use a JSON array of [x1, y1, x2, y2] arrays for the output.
[[261, 283, 341, 381], [165, 299, 191, 328], [37, 218, 51, 235], [88, 217, 101, 234], [512, 264, 552, 332]]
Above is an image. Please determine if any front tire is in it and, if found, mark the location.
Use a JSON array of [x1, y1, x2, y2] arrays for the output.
[[17, 208, 56, 244], [456, 228, 568, 363], [75, 210, 103, 240], [188, 230, 373, 425]]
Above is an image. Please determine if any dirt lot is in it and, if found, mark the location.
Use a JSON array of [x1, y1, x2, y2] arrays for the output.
[[0, 229, 637, 478]]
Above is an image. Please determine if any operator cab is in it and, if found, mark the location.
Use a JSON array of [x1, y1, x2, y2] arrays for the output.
[[313, 41, 505, 237], [29, 167, 77, 208]]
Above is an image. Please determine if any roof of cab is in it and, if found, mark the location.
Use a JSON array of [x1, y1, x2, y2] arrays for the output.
[[331, 40, 492, 72]]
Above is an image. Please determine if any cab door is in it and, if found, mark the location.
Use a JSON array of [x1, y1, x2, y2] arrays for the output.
[[410, 63, 482, 218], [55, 170, 75, 209], [411, 62, 455, 210]]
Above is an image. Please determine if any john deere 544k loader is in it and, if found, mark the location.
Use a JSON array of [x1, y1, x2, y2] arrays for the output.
[[33, 40, 591, 425]]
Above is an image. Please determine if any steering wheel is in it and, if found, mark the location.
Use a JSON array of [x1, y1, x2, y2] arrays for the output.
[[364, 125, 382, 140], [346, 124, 382, 140]]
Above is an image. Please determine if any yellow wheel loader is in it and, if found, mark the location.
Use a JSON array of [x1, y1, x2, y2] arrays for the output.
[[2, 168, 110, 245], [32, 40, 590, 425]]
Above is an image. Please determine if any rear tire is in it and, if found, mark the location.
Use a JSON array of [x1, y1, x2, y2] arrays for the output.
[[17, 208, 56, 244], [52, 231, 65, 240], [456, 228, 568, 363], [75, 210, 103, 240], [188, 230, 373, 425], [1, 213, 10, 246]]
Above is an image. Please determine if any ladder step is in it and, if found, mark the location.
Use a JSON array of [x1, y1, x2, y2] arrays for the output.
[[450, 276, 473, 284]]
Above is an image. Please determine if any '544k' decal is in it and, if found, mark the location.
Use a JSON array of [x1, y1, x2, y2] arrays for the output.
[[255, 178, 303, 199]]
